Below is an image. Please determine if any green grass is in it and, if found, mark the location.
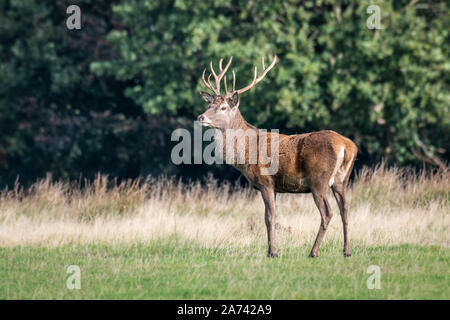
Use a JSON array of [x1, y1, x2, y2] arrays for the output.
[[1, 240, 448, 299]]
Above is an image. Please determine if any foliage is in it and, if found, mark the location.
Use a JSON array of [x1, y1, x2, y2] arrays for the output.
[[92, 0, 449, 166], [0, 0, 180, 186], [0, 0, 448, 186]]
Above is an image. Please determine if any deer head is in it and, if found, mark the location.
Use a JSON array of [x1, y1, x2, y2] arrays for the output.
[[197, 56, 277, 129]]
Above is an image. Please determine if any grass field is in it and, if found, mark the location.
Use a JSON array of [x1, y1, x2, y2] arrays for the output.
[[1, 242, 448, 299], [0, 165, 449, 299]]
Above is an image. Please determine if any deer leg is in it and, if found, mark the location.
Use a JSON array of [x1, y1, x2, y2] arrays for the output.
[[309, 191, 333, 258], [260, 188, 277, 258], [332, 184, 351, 257]]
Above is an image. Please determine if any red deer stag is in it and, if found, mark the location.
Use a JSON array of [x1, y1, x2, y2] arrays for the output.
[[197, 56, 358, 258]]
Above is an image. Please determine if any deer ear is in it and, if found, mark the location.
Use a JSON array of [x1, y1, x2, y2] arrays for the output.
[[227, 92, 239, 108], [199, 91, 215, 103]]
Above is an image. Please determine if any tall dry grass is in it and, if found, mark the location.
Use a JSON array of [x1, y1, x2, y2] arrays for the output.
[[0, 165, 448, 248]]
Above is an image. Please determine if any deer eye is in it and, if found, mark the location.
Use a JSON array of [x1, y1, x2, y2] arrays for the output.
[[220, 106, 227, 111]]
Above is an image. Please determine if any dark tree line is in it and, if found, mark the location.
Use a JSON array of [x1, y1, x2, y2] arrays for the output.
[[0, 0, 448, 187]]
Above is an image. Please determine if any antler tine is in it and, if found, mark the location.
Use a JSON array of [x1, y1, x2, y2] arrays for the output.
[[232, 70, 236, 92], [256, 56, 277, 82], [202, 57, 233, 95], [236, 56, 278, 94], [202, 68, 216, 94], [220, 57, 233, 77], [207, 73, 216, 92], [236, 66, 257, 94], [209, 61, 220, 94], [224, 75, 229, 94], [215, 57, 233, 93], [220, 59, 229, 94]]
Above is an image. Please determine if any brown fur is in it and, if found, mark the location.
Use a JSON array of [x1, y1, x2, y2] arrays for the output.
[[198, 57, 358, 258]]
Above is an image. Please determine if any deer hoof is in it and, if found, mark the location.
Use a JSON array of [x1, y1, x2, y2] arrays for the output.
[[267, 252, 278, 258], [344, 252, 352, 257], [309, 252, 319, 258]]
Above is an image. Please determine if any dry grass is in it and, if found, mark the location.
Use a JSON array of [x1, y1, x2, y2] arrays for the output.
[[0, 165, 448, 248]]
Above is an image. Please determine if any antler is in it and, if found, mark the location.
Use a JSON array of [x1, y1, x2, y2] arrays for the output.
[[201, 55, 278, 96], [201, 57, 233, 95], [235, 56, 277, 94], [223, 71, 236, 95]]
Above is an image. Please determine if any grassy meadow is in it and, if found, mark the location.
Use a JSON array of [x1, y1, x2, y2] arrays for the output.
[[0, 166, 449, 299]]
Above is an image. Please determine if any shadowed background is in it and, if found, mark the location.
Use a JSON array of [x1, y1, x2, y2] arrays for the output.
[[0, 0, 448, 187]]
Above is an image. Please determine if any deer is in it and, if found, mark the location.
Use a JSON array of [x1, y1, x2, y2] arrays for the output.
[[197, 56, 358, 258]]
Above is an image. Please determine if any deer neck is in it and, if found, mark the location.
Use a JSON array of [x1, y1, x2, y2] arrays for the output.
[[225, 109, 258, 132], [214, 109, 258, 142], [213, 109, 259, 166]]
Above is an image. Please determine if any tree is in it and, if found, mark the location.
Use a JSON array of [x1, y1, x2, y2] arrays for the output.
[[0, 0, 448, 187], [92, 0, 449, 168], [0, 0, 172, 186]]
